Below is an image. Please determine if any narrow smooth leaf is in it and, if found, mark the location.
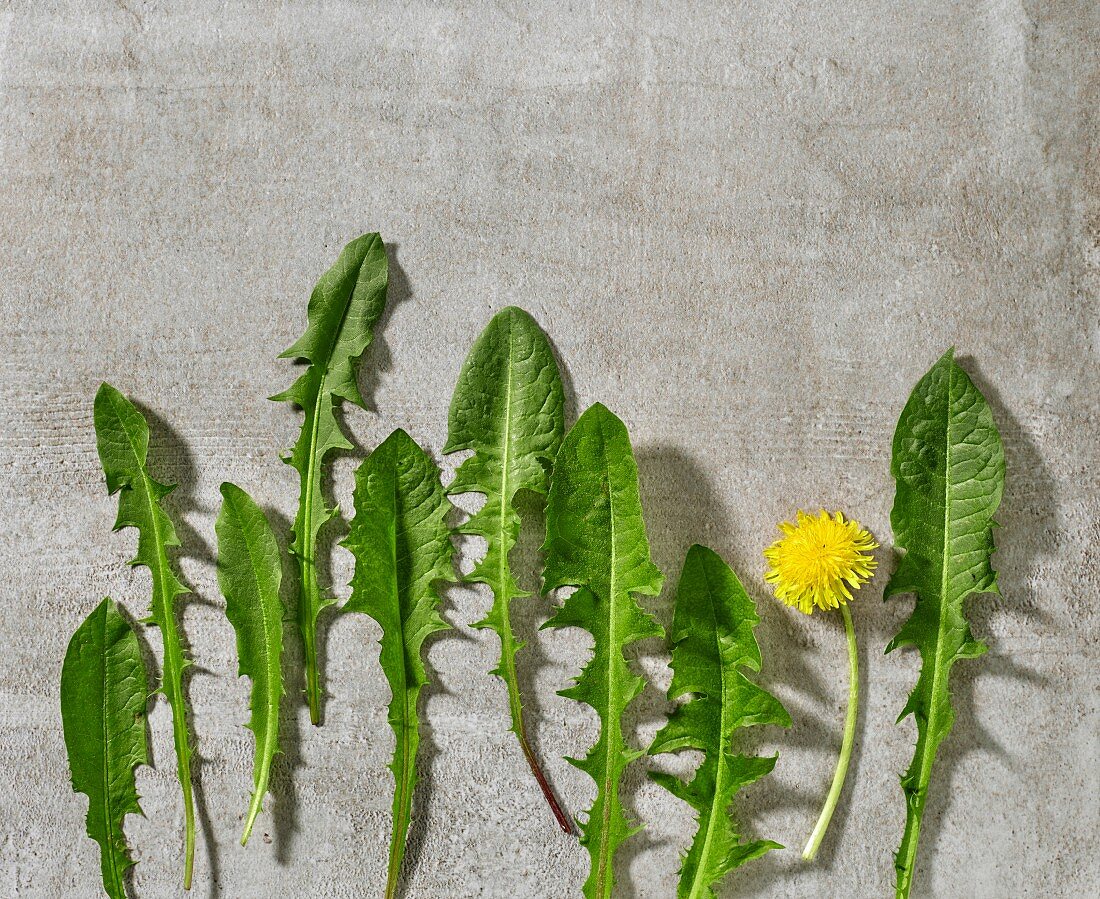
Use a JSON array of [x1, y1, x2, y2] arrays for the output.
[[93, 382, 196, 888], [61, 598, 149, 899], [271, 232, 389, 725], [216, 482, 285, 846], [542, 403, 664, 899], [649, 545, 791, 899], [444, 306, 569, 830], [885, 348, 1005, 898], [341, 429, 453, 899]]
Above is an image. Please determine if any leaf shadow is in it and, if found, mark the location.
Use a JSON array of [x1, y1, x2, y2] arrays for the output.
[[610, 446, 829, 898], [129, 400, 221, 894], [510, 487, 577, 832], [359, 240, 414, 415], [137, 402, 216, 571], [900, 357, 1055, 887], [400, 582, 479, 890]]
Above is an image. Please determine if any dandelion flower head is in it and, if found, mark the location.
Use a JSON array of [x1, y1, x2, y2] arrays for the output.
[[764, 510, 877, 614]]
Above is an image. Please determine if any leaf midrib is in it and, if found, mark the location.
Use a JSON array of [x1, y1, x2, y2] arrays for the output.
[[299, 367, 327, 604], [385, 448, 414, 899], [905, 362, 957, 882], [497, 318, 524, 730], [596, 412, 619, 899], [97, 608, 123, 896]]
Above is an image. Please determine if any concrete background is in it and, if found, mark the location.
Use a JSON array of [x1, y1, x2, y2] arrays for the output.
[[0, 2, 1096, 896]]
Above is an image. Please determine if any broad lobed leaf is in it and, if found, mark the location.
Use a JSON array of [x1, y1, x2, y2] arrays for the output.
[[444, 306, 569, 823], [542, 403, 664, 899], [649, 545, 790, 899], [445, 305, 564, 653], [342, 428, 453, 898], [885, 348, 1005, 897], [61, 598, 149, 899], [216, 483, 285, 845]]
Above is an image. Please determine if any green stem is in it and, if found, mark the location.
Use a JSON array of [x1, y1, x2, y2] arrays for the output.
[[895, 808, 922, 898], [385, 697, 416, 899], [301, 566, 322, 727], [802, 602, 859, 862]]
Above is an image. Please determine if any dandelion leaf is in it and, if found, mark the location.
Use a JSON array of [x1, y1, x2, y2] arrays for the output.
[[542, 403, 664, 899], [650, 545, 790, 899], [342, 429, 453, 898], [886, 349, 1005, 897], [271, 233, 389, 723]]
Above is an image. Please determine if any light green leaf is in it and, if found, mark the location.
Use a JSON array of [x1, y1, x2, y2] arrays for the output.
[[216, 483, 285, 846], [93, 382, 196, 888], [886, 348, 1005, 898], [542, 403, 664, 899], [61, 598, 149, 899], [271, 233, 389, 725], [444, 306, 568, 829], [341, 429, 453, 899], [649, 545, 790, 899]]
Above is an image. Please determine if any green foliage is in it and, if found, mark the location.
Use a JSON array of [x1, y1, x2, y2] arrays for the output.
[[341, 429, 453, 899], [216, 483, 285, 846], [886, 349, 1005, 898], [649, 545, 790, 899], [61, 599, 149, 899], [444, 306, 568, 827], [93, 382, 196, 888], [271, 233, 389, 724], [542, 403, 664, 899]]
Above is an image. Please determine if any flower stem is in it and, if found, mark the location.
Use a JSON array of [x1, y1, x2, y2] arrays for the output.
[[803, 602, 859, 861]]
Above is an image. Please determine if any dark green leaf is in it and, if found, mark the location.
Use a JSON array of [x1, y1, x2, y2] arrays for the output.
[[61, 598, 149, 899], [93, 382, 196, 887], [649, 545, 790, 899], [444, 306, 567, 827], [341, 429, 452, 899], [886, 348, 1005, 897]]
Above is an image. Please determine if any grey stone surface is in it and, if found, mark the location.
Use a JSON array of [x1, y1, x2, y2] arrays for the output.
[[0, 1, 1097, 897]]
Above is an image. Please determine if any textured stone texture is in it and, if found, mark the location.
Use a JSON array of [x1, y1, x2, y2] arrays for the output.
[[0, 2, 1096, 897]]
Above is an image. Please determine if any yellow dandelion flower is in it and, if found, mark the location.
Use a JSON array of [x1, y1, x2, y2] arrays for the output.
[[764, 508, 877, 862], [764, 510, 878, 615]]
